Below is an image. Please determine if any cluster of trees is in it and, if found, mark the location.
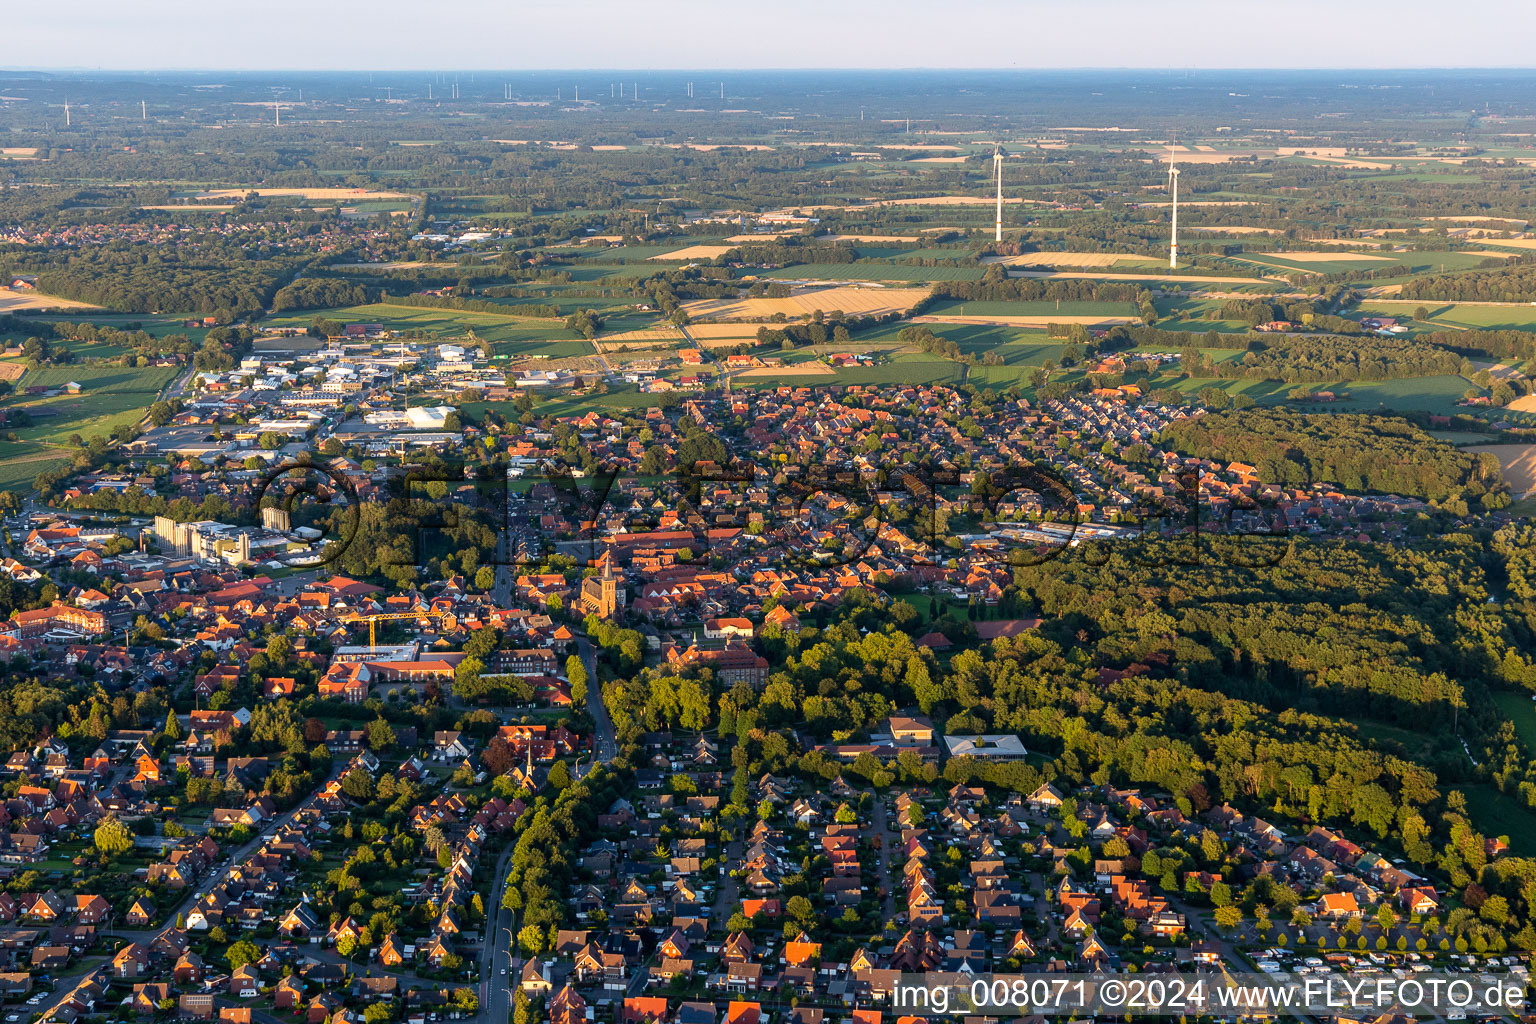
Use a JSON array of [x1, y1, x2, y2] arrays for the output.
[[564, 309, 603, 339], [1182, 335, 1464, 383], [1399, 258, 1536, 303], [322, 488, 503, 590], [1165, 409, 1506, 503], [501, 766, 624, 952], [379, 292, 558, 321], [726, 241, 861, 266], [271, 277, 375, 311], [12, 243, 302, 319], [930, 277, 1146, 304]]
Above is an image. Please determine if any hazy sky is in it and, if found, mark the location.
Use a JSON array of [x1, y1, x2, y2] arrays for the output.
[[11, 0, 1536, 71]]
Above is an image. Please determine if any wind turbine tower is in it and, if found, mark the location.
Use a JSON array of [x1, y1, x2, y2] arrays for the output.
[[1167, 147, 1180, 269], [993, 144, 1006, 243], [64, 98, 70, 128]]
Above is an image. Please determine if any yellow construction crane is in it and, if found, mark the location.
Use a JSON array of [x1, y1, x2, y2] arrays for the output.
[[339, 610, 447, 650]]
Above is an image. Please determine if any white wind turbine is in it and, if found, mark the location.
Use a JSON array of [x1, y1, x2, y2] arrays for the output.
[[993, 144, 1007, 243], [1167, 146, 1180, 269]]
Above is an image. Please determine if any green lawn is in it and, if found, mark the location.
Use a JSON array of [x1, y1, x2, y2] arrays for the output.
[[1318, 375, 1476, 416], [1493, 690, 1536, 752], [1465, 785, 1536, 852]]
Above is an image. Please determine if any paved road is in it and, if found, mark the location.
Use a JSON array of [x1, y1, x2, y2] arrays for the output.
[[576, 637, 618, 764], [479, 635, 618, 1022], [479, 844, 519, 1024], [872, 795, 897, 922]]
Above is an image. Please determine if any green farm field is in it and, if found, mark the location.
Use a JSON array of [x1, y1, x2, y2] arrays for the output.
[[1154, 372, 1475, 415], [0, 441, 70, 493], [15, 364, 177, 393], [10, 392, 170, 445], [924, 298, 1138, 317], [760, 263, 985, 282], [1419, 304, 1536, 331]]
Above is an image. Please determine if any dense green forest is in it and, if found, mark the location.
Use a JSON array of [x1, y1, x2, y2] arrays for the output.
[[1163, 409, 1507, 504]]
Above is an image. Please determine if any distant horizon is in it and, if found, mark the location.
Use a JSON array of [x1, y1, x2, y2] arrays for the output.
[[11, 0, 1536, 72]]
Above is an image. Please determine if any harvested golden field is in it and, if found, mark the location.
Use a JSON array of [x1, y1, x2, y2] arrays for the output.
[[1263, 251, 1396, 263], [1425, 215, 1529, 226], [0, 362, 26, 382], [985, 252, 1159, 268], [1188, 226, 1276, 235], [1468, 443, 1536, 497], [681, 285, 931, 321], [0, 292, 99, 313], [193, 187, 414, 201], [596, 327, 685, 347], [681, 327, 764, 342], [739, 361, 834, 378], [1474, 238, 1536, 251], [822, 233, 922, 243], [1008, 270, 1271, 284], [1505, 396, 1536, 413], [1299, 155, 1393, 170], [649, 244, 736, 261]]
